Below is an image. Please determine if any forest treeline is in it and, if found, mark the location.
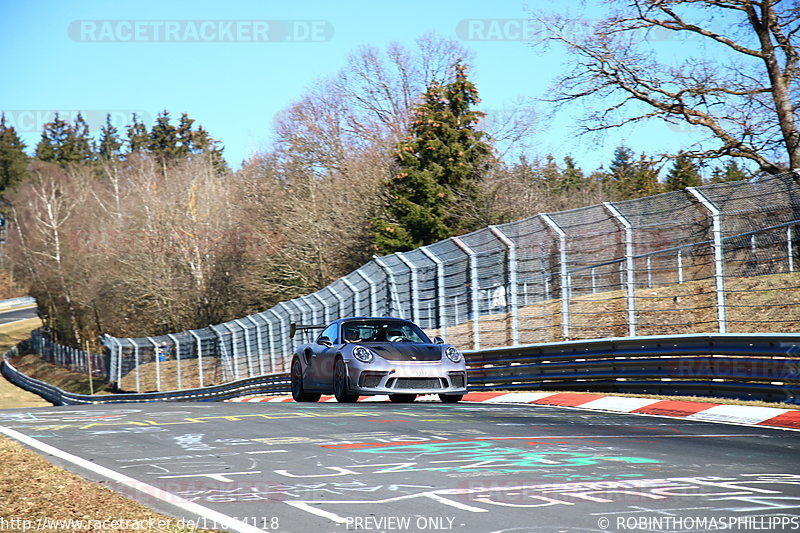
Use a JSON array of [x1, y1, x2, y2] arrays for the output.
[[0, 30, 782, 348]]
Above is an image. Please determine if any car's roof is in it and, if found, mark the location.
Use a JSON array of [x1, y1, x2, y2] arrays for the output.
[[334, 317, 416, 326]]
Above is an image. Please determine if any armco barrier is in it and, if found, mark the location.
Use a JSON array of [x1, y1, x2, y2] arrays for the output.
[[5, 333, 800, 405], [465, 333, 800, 404], [1, 346, 290, 406]]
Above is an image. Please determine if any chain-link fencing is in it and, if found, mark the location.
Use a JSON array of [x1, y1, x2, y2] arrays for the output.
[[91, 172, 800, 392]]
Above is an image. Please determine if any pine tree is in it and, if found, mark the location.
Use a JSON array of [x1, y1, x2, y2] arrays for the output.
[[35, 113, 70, 163], [665, 152, 702, 191], [98, 114, 123, 160], [372, 61, 492, 254], [710, 160, 749, 183], [190, 125, 228, 173], [560, 155, 585, 192], [176, 113, 195, 158], [608, 145, 637, 198], [631, 154, 661, 197], [126, 113, 150, 154], [0, 114, 29, 192], [63, 113, 93, 164]]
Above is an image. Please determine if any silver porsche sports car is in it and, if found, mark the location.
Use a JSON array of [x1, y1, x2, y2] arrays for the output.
[[290, 317, 468, 403]]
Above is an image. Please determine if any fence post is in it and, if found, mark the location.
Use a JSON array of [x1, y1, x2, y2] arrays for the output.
[[311, 293, 330, 324], [167, 333, 182, 390], [341, 278, 361, 316], [356, 270, 378, 316], [110, 337, 124, 386], [277, 302, 296, 359], [452, 237, 481, 350], [234, 320, 255, 378], [209, 324, 234, 382], [328, 286, 346, 320], [245, 316, 265, 375], [294, 299, 314, 329], [788, 224, 795, 273], [128, 339, 140, 393], [678, 249, 684, 284], [264, 310, 283, 372], [541, 213, 571, 340], [604, 202, 637, 337], [687, 187, 728, 333], [146, 337, 161, 391], [489, 225, 520, 346], [224, 323, 244, 380], [189, 330, 204, 388], [299, 296, 318, 325], [420, 246, 447, 343], [396, 253, 419, 323], [373, 256, 403, 318]]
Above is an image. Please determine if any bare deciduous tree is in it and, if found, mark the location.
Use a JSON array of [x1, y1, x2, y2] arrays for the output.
[[536, 0, 799, 173]]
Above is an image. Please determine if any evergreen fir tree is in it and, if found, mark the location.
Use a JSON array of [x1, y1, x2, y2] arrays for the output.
[[126, 113, 150, 153], [538, 154, 561, 191], [665, 152, 702, 191], [631, 154, 661, 197], [608, 145, 637, 198], [35, 113, 70, 163], [62, 112, 93, 164], [372, 61, 492, 254], [176, 113, 195, 158], [709, 160, 749, 183], [98, 114, 123, 161], [0, 114, 29, 192], [560, 155, 585, 191]]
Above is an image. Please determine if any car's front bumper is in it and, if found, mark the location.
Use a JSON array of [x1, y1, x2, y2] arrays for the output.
[[345, 358, 467, 396]]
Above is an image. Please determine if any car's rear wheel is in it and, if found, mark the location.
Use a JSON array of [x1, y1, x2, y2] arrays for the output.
[[389, 394, 416, 403], [439, 394, 463, 403], [291, 358, 320, 402], [334, 358, 358, 403]]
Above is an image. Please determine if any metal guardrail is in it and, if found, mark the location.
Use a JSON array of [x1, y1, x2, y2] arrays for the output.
[[0, 296, 36, 311], [465, 333, 800, 405], [5, 333, 800, 405], [1, 346, 290, 406]]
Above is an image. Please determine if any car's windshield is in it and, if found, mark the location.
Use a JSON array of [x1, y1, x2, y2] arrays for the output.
[[342, 321, 431, 344]]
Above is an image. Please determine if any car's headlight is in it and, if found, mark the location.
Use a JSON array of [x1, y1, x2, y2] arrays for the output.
[[352, 346, 374, 363], [444, 346, 462, 363]]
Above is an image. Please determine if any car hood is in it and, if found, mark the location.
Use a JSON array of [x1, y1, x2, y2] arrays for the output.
[[361, 343, 442, 362]]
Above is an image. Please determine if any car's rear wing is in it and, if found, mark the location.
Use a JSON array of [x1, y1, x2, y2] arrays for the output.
[[289, 323, 326, 338]]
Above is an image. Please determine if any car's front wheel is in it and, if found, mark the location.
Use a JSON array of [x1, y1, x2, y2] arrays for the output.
[[389, 394, 416, 403], [291, 358, 320, 403], [439, 394, 463, 403], [333, 358, 358, 403]]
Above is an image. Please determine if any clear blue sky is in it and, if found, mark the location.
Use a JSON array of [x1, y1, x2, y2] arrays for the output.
[[2, 0, 710, 172]]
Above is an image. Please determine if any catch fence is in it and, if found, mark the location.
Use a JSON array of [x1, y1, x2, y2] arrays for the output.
[[79, 171, 800, 392]]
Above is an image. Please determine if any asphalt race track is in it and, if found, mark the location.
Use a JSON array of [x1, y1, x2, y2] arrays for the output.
[[0, 305, 38, 325], [1, 401, 800, 533]]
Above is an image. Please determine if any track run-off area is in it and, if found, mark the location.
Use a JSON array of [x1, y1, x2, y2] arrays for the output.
[[1, 401, 800, 533]]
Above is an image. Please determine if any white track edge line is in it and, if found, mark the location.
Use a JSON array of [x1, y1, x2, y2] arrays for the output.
[[0, 425, 267, 533]]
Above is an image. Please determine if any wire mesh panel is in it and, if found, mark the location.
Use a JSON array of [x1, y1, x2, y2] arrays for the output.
[[551, 204, 627, 340], [499, 215, 561, 344], [612, 189, 717, 335]]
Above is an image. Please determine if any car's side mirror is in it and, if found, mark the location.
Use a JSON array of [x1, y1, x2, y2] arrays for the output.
[[433, 336, 445, 344], [317, 336, 332, 347]]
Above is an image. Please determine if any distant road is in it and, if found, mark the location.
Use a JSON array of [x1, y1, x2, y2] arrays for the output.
[[0, 306, 38, 326], [0, 401, 799, 533]]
